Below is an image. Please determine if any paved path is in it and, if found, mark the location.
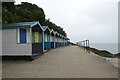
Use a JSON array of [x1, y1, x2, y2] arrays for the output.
[[2, 45, 118, 78]]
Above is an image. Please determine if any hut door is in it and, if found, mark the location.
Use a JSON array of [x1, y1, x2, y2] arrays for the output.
[[32, 31, 43, 55], [34, 32, 39, 43]]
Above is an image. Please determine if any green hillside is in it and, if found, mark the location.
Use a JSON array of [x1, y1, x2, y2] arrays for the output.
[[2, 2, 67, 36]]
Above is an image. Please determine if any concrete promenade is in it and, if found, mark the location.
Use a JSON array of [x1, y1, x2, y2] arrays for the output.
[[2, 45, 118, 78]]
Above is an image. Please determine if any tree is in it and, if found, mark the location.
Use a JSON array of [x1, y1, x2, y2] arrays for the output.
[[2, 2, 67, 37]]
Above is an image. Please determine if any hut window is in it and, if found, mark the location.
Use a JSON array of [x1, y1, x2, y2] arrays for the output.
[[52, 36, 54, 42], [50, 35, 54, 42], [19, 28, 27, 43], [50, 35, 52, 42], [17, 28, 30, 43], [47, 34, 49, 42], [44, 34, 48, 42], [55, 37, 57, 42], [34, 32, 39, 43]]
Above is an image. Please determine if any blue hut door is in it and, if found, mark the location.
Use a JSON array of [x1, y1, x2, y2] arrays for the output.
[[20, 28, 27, 43]]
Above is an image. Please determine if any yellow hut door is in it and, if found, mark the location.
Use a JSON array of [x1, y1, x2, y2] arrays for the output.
[[34, 32, 39, 43]]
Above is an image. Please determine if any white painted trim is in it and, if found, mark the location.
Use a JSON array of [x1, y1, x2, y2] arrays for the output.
[[30, 28, 32, 44], [26, 28, 30, 43], [17, 28, 20, 43], [17, 28, 30, 44], [42, 31, 44, 52], [54, 35, 55, 48], [30, 28, 32, 54]]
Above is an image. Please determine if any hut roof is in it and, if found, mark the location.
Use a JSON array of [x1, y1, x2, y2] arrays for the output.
[[42, 26, 50, 32], [50, 29, 55, 35], [2, 21, 44, 31]]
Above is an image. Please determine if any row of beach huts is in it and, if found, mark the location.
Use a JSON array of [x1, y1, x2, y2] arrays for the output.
[[2, 21, 70, 60]]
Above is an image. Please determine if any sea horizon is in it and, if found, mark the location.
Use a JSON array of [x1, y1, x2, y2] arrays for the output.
[[90, 43, 118, 54]]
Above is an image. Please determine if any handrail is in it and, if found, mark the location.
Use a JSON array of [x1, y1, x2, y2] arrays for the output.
[[77, 40, 90, 53]]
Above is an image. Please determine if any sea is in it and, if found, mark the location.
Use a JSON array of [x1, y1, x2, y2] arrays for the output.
[[90, 43, 118, 54]]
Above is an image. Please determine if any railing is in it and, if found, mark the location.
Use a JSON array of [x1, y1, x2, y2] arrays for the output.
[[77, 40, 90, 53]]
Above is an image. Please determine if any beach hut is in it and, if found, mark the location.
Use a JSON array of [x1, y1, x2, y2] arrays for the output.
[[66, 37, 70, 46], [42, 26, 51, 51], [60, 34, 63, 47], [61, 35, 64, 46], [57, 33, 61, 47], [64, 37, 67, 46], [55, 31, 58, 48], [50, 29, 55, 49], [64, 37, 70, 46], [62, 35, 65, 46], [59, 34, 63, 47], [2, 21, 44, 60], [64, 37, 66, 46]]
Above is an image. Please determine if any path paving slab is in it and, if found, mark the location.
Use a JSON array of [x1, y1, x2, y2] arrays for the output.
[[2, 45, 118, 78]]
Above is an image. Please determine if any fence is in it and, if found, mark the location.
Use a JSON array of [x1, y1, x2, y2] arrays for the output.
[[77, 40, 90, 53]]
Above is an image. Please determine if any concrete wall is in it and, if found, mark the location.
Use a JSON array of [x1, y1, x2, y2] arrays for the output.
[[2, 29, 32, 56]]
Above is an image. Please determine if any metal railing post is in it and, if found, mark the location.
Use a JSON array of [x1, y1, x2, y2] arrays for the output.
[[77, 40, 90, 53]]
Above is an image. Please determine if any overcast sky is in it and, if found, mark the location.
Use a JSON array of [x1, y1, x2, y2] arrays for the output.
[[15, 0, 119, 43]]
